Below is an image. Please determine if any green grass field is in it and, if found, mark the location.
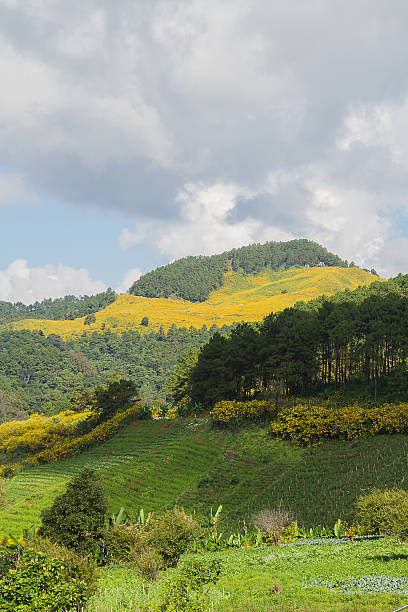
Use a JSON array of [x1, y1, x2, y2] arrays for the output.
[[87, 538, 408, 611], [1, 419, 407, 537]]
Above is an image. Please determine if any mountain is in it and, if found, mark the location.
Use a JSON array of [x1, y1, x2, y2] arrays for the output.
[[129, 239, 350, 301]]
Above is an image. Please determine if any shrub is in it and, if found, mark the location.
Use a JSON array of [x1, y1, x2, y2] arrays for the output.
[[0, 545, 89, 611], [39, 468, 107, 555], [269, 401, 408, 446], [104, 524, 148, 563], [163, 558, 222, 611], [252, 507, 294, 546], [180, 558, 222, 591], [141, 316, 149, 326], [212, 399, 276, 424], [147, 508, 200, 566], [132, 547, 163, 581], [356, 488, 408, 541], [28, 536, 98, 595]]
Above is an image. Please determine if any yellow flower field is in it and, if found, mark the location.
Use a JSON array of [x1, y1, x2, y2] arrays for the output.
[[4, 266, 380, 339]]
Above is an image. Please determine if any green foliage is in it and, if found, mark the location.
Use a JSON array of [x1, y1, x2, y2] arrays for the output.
[[130, 239, 347, 302], [84, 313, 96, 326], [39, 468, 107, 554], [180, 558, 222, 590], [29, 536, 98, 595], [0, 289, 116, 324], [132, 547, 163, 581], [0, 546, 89, 611], [94, 376, 139, 421], [190, 287, 408, 405], [104, 524, 149, 563], [0, 324, 217, 419], [147, 508, 200, 566], [141, 316, 149, 326], [165, 348, 200, 410], [108, 506, 126, 527], [163, 558, 222, 611], [356, 488, 408, 540]]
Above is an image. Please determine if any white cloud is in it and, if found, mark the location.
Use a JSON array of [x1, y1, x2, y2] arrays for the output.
[[115, 267, 142, 293], [304, 179, 391, 268], [120, 181, 294, 260], [372, 237, 408, 278], [0, 259, 106, 304]]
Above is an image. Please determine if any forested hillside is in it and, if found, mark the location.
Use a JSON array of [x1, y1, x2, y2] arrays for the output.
[[0, 325, 219, 421], [0, 289, 116, 324], [129, 239, 349, 301], [186, 274, 408, 408]]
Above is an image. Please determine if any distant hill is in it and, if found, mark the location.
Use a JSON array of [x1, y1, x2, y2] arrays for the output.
[[129, 239, 350, 302], [0, 289, 116, 325], [6, 266, 380, 339]]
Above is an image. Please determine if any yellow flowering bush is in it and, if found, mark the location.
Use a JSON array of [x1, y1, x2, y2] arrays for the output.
[[0, 410, 95, 455], [269, 402, 408, 446], [212, 400, 277, 424], [0, 405, 140, 476]]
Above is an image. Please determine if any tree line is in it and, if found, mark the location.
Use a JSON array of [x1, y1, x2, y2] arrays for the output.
[[0, 289, 116, 324], [185, 275, 408, 407]]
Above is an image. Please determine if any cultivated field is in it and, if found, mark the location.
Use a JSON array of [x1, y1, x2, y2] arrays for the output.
[[1, 419, 406, 537]]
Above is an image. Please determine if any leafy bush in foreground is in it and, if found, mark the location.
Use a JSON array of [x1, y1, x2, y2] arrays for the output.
[[0, 546, 89, 611], [29, 536, 98, 596], [356, 488, 408, 541], [163, 558, 222, 611]]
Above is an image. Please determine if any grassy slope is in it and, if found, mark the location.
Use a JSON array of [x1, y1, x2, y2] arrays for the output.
[[5, 266, 378, 338], [1, 419, 406, 537], [88, 539, 408, 611]]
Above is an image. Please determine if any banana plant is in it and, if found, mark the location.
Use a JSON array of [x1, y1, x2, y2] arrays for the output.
[[334, 518, 344, 538], [22, 525, 36, 542], [208, 505, 223, 532], [136, 508, 153, 530], [108, 506, 126, 528]]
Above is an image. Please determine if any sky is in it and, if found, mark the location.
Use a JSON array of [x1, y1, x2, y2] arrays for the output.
[[1, 0, 408, 304]]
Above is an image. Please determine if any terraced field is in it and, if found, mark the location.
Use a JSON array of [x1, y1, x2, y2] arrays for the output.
[[0, 419, 223, 536], [1, 418, 407, 537], [5, 266, 379, 338]]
